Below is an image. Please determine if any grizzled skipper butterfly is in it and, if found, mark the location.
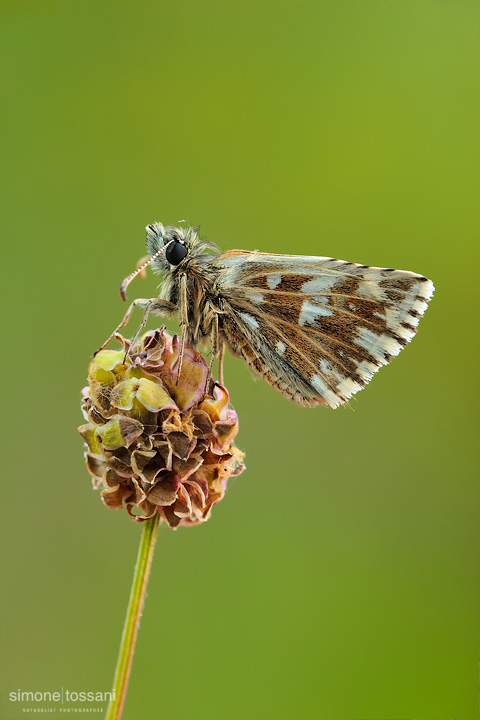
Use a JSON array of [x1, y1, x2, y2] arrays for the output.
[[97, 222, 434, 408]]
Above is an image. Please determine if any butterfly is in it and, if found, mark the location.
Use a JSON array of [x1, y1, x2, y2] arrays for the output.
[[97, 222, 434, 408]]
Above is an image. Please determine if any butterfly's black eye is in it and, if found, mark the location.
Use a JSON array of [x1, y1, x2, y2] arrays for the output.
[[165, 240, 188, 266]]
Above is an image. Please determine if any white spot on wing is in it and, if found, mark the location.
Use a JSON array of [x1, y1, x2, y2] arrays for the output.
[[310, 374, 341, 408], [357, 280, 385, 300], [355, 327, 403, 361], [337, 377, 362, 398], [299, 300, 333, 326], [301, 276, 338, 295], [355, 327, 384, 352], [319, 359, 330, 374], [356, 359, 379, 379], [384, 338, 403, 356], [239, 312, 259, 330], [267, 274, 282, 289], [395, 324, 413, 341], [419, 279, 435, 300], [412, 298, 428, 315], [276, 341, 286, 355]]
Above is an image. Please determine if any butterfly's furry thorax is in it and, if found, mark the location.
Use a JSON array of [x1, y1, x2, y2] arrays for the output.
[[145, 222, 225, 347], [107, 222, 435, 409]]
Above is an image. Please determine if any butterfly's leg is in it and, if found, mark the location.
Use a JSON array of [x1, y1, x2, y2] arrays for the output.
[[94, 298, 175, 357], [175, 274, 189, 385], [199, 313, 219, 401], [217, 339, 225, 385], [126, 298, 177, 362], [207, 314, 219, 378]]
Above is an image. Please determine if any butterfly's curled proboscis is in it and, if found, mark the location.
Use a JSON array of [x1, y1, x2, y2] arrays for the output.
[[96, 222, 434, 408]]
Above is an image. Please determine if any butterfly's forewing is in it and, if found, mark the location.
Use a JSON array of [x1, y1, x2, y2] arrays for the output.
[[212, 251, 434, 408]]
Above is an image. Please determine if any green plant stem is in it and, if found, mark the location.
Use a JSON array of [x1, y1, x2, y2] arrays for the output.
[[106, 514, 161, 720]]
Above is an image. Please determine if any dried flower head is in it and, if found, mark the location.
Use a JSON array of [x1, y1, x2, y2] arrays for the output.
[[78, 329, 245, 527]]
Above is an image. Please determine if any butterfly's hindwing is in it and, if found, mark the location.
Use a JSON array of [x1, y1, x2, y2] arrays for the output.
[[212, 252, 434, 408]]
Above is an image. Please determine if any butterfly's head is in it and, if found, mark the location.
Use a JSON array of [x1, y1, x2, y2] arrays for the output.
[[119, 223, 219, 301], [145, 222, 192, 273]]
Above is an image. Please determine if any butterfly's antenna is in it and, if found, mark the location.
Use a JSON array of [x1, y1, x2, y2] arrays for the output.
[[119, 242, 173, 301]]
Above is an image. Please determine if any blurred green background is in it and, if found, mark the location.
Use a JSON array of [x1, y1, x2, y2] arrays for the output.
[[1, 2, 479, 719]]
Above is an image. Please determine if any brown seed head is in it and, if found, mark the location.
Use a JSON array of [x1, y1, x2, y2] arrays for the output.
[[78, 329, 245, 527]]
